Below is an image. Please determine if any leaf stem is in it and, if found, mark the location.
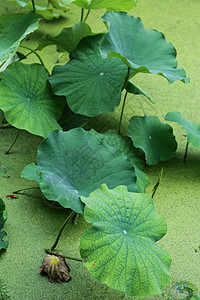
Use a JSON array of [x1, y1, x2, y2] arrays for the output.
[[59, 113, 77, 126], [31, 0, 36, 14], [83, 9, 90, 22], [80, 8, 84, 22], [51, 211, 76, 251], [45, 249, 82, 262], [19, 45, 44, 66], [5, 129, 20, 154], [121, 67, 130, 91], [151, 167, 164, 199], [118, 90, 128, 135], [79, 119, 90, 128], [118, 67, 131, 135], [184, 141, 189, 163], [13, 187, 40, 194]]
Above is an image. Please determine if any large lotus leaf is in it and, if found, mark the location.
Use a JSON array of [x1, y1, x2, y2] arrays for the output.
[[165, 112, 200, 149], [128, 115, 177, 165], [36, 128, 138, 213], [0, 198, 8, 251], [80, 184, 171, 297], [38, 22, 95, 53], [0, 12, 39, 65], [101, 12, 189, 84], [49, 35, 127, 117], [0, 62, 65, 138], [72, 0, 137, 10], [126, 80, 155, 103]]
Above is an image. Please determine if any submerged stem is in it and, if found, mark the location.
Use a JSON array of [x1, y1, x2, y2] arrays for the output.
[[19, 45, 44, 66], [13, 187, 40, 194], [51, 211, 76, 251], [5, 129, 20, 154], [184, 141, 189, 163], [83, 9, 90, 22], [80, 8, 84, 22]]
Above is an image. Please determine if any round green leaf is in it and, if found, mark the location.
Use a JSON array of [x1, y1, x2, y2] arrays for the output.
[[165, 112, 200, 149], [36, 128, 138, 213], [0, 12, 40, 64], [38, 22, 95, 53], [80, 184, 171, 297], [0, 62, 65, 138], [128, 115, 177, 165], [101, 11, 189, 84], [49, 35, 127, 117], [72, 0, 137, 10]]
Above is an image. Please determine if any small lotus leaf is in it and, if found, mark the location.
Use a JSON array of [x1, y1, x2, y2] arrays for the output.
[[165, 112, 200, 149], [11, 0, 60, 20], [128, 115, 177, 165], [0, 62, 65, 138], [0, 12, 39, 64], [33, 128, 138, 213], [21, 163, 41, 182], [126, 80, 155, 103], [49, 0, 70, 12], [80, 184, 171, 297], [38, 22, 95, 53], [72, 0, 137, 10], [101, 11, 189, 84], [49, 35, 127, 117], [0, 198, 8, 251]]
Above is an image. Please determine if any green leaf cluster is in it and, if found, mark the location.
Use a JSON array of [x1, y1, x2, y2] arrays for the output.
[[0, 0, 192, 297]]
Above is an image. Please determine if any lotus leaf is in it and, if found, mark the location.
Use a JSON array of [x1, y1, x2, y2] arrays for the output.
[[72, 0, 137, 11], [49, 0, 71, 12], [49, 35, 127, 117], [101, 11, 189, 84], [0, 12, 39, 64], [126, 80, 155, 103], [38, 22, 95, 53], [25, 128, 138, 213], [0, 62, 65, 138], [128, 115, 177, 165], [165, 112, 200, 149], [11, 0, 60, 20], [80, 184, 171, 297]]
